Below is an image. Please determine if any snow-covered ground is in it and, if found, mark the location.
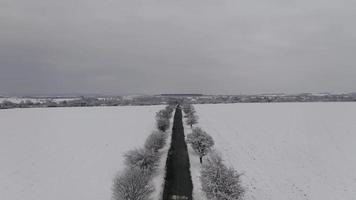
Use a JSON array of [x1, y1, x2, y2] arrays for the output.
[[196, 103, 356, 200], [0, 106, 162, 200], [2, 103, 355, 200]]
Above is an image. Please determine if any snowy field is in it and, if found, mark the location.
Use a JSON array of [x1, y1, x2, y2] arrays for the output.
[[0, 106, 162, 200], [196, 103, 356, 200], [1, 103, 356, 200]]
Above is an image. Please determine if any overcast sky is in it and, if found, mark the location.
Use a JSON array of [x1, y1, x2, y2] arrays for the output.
[[1, 0, 356, 95]]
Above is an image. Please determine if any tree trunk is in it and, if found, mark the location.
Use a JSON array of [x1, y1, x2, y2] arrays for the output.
[[199, 156, 203, 164], [190, 124, 193, 128]]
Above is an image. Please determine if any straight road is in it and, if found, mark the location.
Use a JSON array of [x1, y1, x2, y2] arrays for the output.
[[162, 106, 193, 200]]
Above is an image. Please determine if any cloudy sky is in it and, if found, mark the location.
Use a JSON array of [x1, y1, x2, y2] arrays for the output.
[[1, 0, 356, 95]]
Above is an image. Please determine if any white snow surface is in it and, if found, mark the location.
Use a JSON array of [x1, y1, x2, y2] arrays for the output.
[[195, 103, 356, 200], [0, 106, 162, 200]]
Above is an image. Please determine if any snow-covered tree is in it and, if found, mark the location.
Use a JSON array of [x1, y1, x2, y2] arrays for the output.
[[157, 109, 171, 120], [182, 103, 195, 116], [186, 113, 198, 128], [144, 131, 167, 152], [156, 117, 169, 132], [155, 110, 170, 132], [201, 152, 244, 200], [164, 105, 175, 118], [112, 167, 154, 200], [124, 148, 160, 171], [187, 127, 214, 163]]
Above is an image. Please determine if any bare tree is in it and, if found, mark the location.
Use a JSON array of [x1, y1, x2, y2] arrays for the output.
[[185, 113, 198, 128], [157, 109, 173, 120], [164, 105, 174, 118], [187, 127, 214, 164], [112, 167, 154, 200], [182, 103, 195, 117], [155, 110, 170, 132], [201, 152, 244, 200], [156, 117, 170, 132]]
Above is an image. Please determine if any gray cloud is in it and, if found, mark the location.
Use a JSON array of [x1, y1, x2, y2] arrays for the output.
[[1, 0, 356, 95]]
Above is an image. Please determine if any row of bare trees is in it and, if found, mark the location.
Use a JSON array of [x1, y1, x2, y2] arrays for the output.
[[183, 103, 245, 200], [112, 105, 174, 200], [183, 103, 212, 164], [182, 103, 198, 128]]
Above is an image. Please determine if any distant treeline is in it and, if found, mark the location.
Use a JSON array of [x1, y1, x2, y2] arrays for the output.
[[0, 96, 166, 109], [1, 93, 356, 109]]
